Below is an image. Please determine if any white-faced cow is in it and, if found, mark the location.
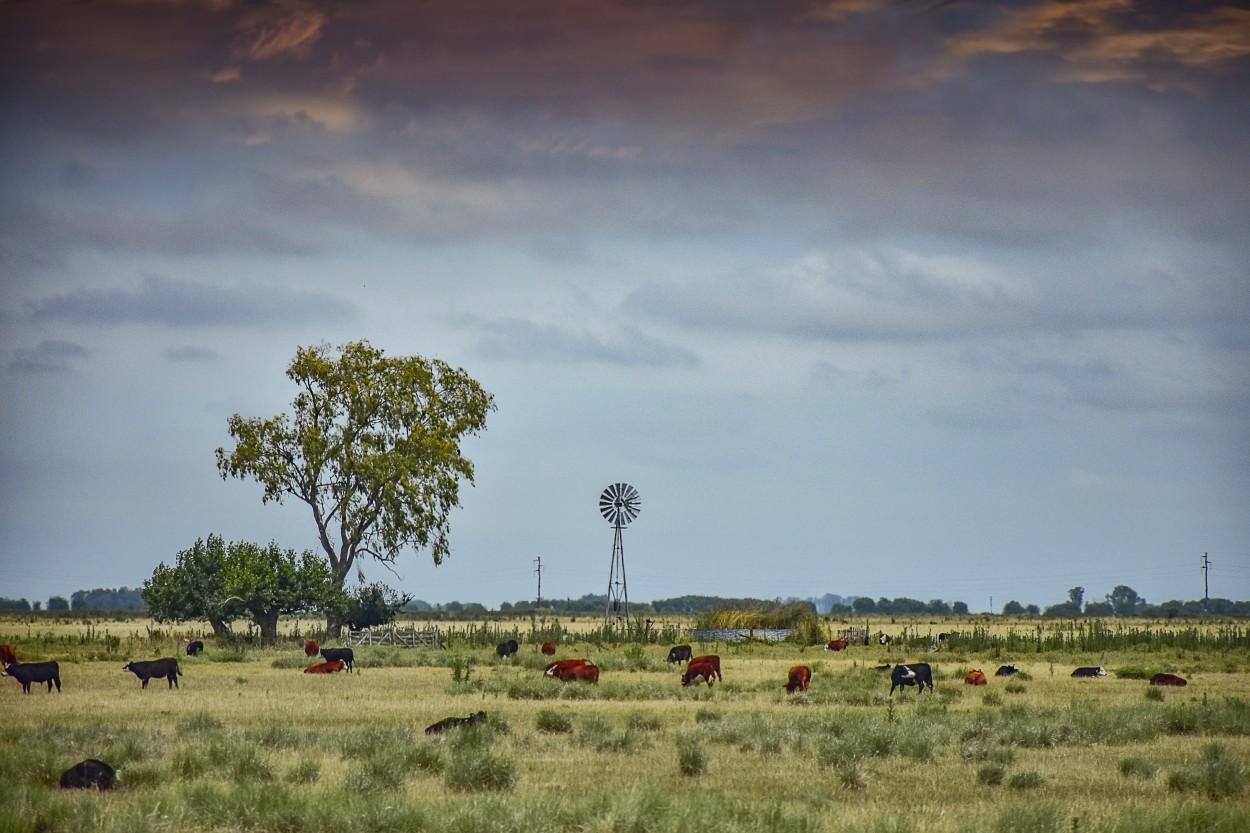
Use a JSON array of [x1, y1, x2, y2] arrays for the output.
[[496, 639, 519, 659], [995, 664, 1020, 677], [889, 662, 934, 695], [1071, 666, 1107, 678]]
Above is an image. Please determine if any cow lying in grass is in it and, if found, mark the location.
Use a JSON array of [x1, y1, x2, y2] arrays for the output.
[[320, 647, 354, 673], [965, 669, 987, 686], [60, 759, 116, 790], [545, 659, 589, 677], [123, 658, 182, 689], [304, 659, 347, 674], [425, 711, 487, 735]]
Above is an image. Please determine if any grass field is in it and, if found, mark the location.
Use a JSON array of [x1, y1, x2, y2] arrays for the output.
[[2, 617, 1248, 833]]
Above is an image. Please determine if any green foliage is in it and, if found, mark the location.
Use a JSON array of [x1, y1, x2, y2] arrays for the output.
[[216, 340, 496, 586], [1118, 757, 1159, 779], [444, 747, 516, 792], [676, 736, 709, 776], [977, 762, 1007, 786], [286, 758, 321, 784], [339, 581, 411, 630], [536, 709, 574, 734], [1167, 743, 1247, 800]]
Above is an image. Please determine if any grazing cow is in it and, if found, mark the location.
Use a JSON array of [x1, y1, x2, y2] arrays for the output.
[[682, 659, 719, 687], [320, 647, 354, 673], [123, 658, 182, 689], [541, 642, 556, 656], [1150, 673, 1187, 687], [784, 665, 812, 693], [59, 759, 116, 790], [889, 662, 934, 695], [995, 664, 1020, 677], [965, 669, 988, 686], [545, 659, 589, 677], [304, 659, 347, 674], [496, 639, 519, 659], [666, 645, 693, 665], [5, 661, 61, 693], [1071, 666, 1107, 678], [690, 655, 722, 682], [555, 663, 600, 683], [186, 640, 204, 657], [825, 639, 850, 652], [304, 639, 320, 658], [425, 711, 487, 735], [0, 644, 16, 667], [879, 633, 893, 646]]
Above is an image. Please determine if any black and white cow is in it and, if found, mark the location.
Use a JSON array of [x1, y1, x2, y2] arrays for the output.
[[60, 759, 116, 790], [666, 645, 693, 665], [496, 639, 519, 659], [889, 662, 934, 695], [5, 661, 61, 693], [1071, 666, 1106, 678], [122, 658, 182, 689], [995, 664, 1020, 677]]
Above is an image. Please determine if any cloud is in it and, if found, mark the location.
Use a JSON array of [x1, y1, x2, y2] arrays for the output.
[[235, 10, 326, 62], [164, 346, 223, 363], [29, 275, 354, 328], [10, 340, 89, 373], [469, 318, 700, 368]]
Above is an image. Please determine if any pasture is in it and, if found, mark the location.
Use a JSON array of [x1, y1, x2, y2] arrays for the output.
[[2, 617, 1249, 833]]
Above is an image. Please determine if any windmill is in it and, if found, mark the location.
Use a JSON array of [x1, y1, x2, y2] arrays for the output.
[[599, 482, 640, 634]]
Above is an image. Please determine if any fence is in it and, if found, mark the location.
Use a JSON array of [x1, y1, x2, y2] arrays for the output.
[[346, 625, 443, 649], [691, 628, 792, 643]]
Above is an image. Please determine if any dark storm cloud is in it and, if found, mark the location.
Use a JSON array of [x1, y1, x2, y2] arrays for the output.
[[470, 318, 700, 368], [10, 340, 89, 374], [29, 275, 354, 328]]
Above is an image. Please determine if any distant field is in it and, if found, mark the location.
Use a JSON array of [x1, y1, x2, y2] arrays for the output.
[[2, 616, 1248, 833]]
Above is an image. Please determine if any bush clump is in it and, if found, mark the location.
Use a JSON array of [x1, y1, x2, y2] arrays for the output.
[[677, 737, 709, 777], [1167, 744, 1246, 800], [1118, 756, 1158, 779], [444, 748, 517, 792], [535, 709, 574, 734]]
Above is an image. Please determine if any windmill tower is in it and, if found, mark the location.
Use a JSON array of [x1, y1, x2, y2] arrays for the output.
[[599, 483, 640, 634]]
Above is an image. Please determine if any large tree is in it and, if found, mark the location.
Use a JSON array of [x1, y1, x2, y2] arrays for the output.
[[215, 341, 495, 627], [144, 535, 345, 642]]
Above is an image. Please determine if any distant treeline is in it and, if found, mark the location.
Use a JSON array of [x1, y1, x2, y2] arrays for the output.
[[0, 587, 148, 613]]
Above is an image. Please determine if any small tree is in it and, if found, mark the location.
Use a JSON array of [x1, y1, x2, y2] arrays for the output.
[[1107, 585, 1144, 617], [340, 582, 412, 630], [1068, 586, 1085, 612], [952, 601, 969, 615], [851, 597, 876, 614], [1002, 600, 1026, 616], [47, 596, 70, 611]]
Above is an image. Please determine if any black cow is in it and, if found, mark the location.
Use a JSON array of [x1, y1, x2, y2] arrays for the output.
[[123, 658, 182, 689], [5, 661, 61, 693], [666, 645, 693, 665], [1071, 666, 1106, 678], [186, 640, 204, 657], [320, 647, 355, 673], [889, 662, 934, 695], [425, 711, 487, 735], [496, 639, 519, 659], [995, 664, 1020, 677], [60, 759, 116, 790]]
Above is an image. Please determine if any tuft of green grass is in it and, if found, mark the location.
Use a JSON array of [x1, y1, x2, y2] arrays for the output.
[[977, 762, 1007, 786], [1144, 686, 1165, 702], [1167, 743, 1247, 800], [1007, 770, 1044, 790], [1118, 756, 1158, 779], [676, 736, 709, 777], [286, 758, 321, 784], [536, 708, 574, 734], [444, 747, 516, 792]]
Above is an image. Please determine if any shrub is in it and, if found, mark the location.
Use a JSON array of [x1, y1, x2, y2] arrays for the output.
[[1145, 686, 1165, 702], [977, 763, 1007, 786], [1005, 682, 1027, 695], [177, 712, 223, 734], [983, 691, 1004, 707], [677, 737, 708, 777], [694, 708, 722, 724], [348, 751, 410, 792], [1007, 770, 1044, 790], [1118, 757, 1158, 779], [444, 747, 516, 792], [1167, 744, 1247, 800], [286, 758, 321, 784], [838, 762, 867, 790], [536, 709, 574, 734]]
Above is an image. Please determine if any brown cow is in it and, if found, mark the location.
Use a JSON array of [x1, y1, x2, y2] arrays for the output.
[[555, 663, 599, 683], [0, 644, 16, 667], [545, 659, 588, 677], [689, 655, 722, 682], [304, 659, 347, 674], [965, 669, 987, 686], [541, 642, 556, 656], [304, 639, 319, 657], [784, 665, 811, 693], [825, 639, 849, 652], [682, 659, 719, 687], [878, 633, 892, 646], [1149, 673, 1187, 687]]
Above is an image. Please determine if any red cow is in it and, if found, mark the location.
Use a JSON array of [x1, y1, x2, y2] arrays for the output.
[[825, 640, 849, 652], [1149, 673, 1187, 687], [304, 659, 346, 674], [545, 659, 588, 677], [304, 639, 319, 657], [784, 665, 811, 693], [689, 655, 722, 682], [555, 663, 599, 683], [0, 644, 16, 667], [965, 670, 987, 686], [541, 642, 556, 656], [682, 660, 719, 687]]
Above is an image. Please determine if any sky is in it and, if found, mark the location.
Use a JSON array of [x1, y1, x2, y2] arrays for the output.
[[2, 0, 1248, 614]]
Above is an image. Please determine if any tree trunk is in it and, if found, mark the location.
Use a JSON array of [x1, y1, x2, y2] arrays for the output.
[[209, 618, 232, 639], [255, 610, 280, 644], [325, 613, 344, 639]]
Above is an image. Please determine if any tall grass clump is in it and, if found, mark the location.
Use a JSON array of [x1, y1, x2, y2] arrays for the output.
[[1118, 756, 1158, 779], [1166, 743, 1247, 800], [677, 736, 709, 777], [444, 747, 516, 792], [536, 708, 574, 734]]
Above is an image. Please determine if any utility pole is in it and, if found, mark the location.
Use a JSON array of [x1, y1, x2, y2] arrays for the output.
[[534, 556, 542, 611], [1202, 552, 1211, 611]]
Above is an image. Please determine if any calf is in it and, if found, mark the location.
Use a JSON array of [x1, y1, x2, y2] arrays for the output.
[[965, 669, 987, 686], [889, 662, 934, 695], [304, 639, 320, 657], [784, 665, 812, 693], [304, 659, 347, 674], [690, 655, 722, 682], [541, 641, 556, 656], [682, 660, 719, 687], [186, 640, 204, 657], [1149, 673, 1187, 687], [995, 664, 1020, 677], [60, 759, 116, 790], [5, 661, 61, 693], [425, 711, 487, 735], [824, 639, 849, 652], [1071, 666, 1106, 678], [123, 658, 182, 689], [545, 659, 589, 677], [555, 663, 599, 683], [666, 645, 693, 665], [0, 644, 16, 667], [320, 647, 354, 673], [496, 639, 519, 659]]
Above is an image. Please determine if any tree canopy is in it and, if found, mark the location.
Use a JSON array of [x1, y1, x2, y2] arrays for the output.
[[215, 341, 495, 598], [144, 535, 345, 642]]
